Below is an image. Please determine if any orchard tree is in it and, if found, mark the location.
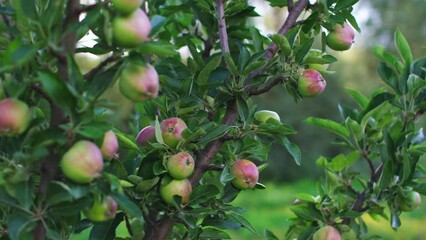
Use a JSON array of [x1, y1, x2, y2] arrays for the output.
[[0, 1, 424, 240]]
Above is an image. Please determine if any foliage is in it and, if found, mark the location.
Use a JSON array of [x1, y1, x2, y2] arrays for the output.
[[0, 0, 423, 240], [287, 31, 426, 239]]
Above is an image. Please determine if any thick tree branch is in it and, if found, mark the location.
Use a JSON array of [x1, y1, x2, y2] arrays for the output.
[[34, 1, 81, 239]]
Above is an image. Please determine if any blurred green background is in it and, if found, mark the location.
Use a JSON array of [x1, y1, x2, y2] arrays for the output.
[[74, 0, 426, 238]]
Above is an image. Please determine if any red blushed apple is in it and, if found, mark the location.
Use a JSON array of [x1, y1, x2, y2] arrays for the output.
[[326, 22, 355, 51], [166, 152, 195, 179], [160, 179, 192, 206], [231, 159, 259, 190], [298, 69, 326, 97], [101, 130, 119, 161], [60, 141, 104, 184], [84, 196, 118, 222], [313, 226, 341, 240], [112, 9, 151, 48], [136, 125, 155, 146], [119, 63, 159, 102], [160, 117, 188, 148], [0, 98, 31, 136]]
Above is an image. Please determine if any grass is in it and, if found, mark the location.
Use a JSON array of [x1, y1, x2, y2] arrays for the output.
[[229, 180, 426, 240], [71, 180, 425, 239]]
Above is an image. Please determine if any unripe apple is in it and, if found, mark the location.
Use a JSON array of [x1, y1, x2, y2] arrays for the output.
[[305, 49, 329, 72], [160, 179, 192, 206], [136, 125, 155, 146], [84, 196, 118, 222], [231, 159, 259, 190], [111, 0, 143, 15], [160, 117, 188, 148], [0, 98, 31, 136], [326, 22, 355, 51], [313, 226, 341, 240], [254, 110, 280, 123], [166, 152, 195, 179], [101, 130, 119, 161], [400, 190, 422, 212], [119, 63, 159, 102], [112, 9, 151, 48], [60, 141, 104, 183], [298, 69, 326, 97]]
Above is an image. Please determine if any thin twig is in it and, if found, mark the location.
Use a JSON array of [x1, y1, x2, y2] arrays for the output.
[[216, 0, 230, 54], [84, 55, 121, 80], [361, 150, 375, 180], [265, 0, 308, 60], [246, 74, 288, 95]]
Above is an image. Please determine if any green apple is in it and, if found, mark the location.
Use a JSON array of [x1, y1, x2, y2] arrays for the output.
[[254, 110, 280, 123], [112, 9, 151, 48], [0, 98, 31, 136], [400, 190, 422, 212], [166, 152, 195, 179], [160, 178, 192, 206], [60, 141, 104, 183], [111, 0, 143, 15], [85, 196, 118, 222]]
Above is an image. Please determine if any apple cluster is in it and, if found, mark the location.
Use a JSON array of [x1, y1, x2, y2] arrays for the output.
[[59, 131, 119, 222], [109, 0, 160, 103], [297, 22, 355, 98], [136, 117, 193, 207]]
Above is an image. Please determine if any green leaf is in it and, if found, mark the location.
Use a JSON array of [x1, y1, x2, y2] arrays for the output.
[[135, 177, 159, 193], [190, 184, 220, 205], [305, 117, 350, 139], [270, 34, 291, 57], [110, 192, 142, 218], [198, 124, 231, 145], [290, 205, 322, 221], [220, 165, 234, 185], [199, 227, 231, 239], [198, 55, 222, 88], [149, 15, 167, 36], [154, 116, 165, 145], [7, 214, 33, 240], [346, 88, 369, 109], [236, 95, 249, 121], [89, 212, 124, 240], [282, 138, 301, 166], [230, 213, 258, 234], [395, 29, 413, 64], [138, 41, 177, 57], [264, 229, 279, 240], [113, 129, 140, 152], [38, 71, 77, 114], [334, 0, 359, 11], [295, 38, 314, 64], [87, 63, 120, 98], [242, 60, 266, 76], [223, 53, 239, 76], [266, 0, 287, 7]]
